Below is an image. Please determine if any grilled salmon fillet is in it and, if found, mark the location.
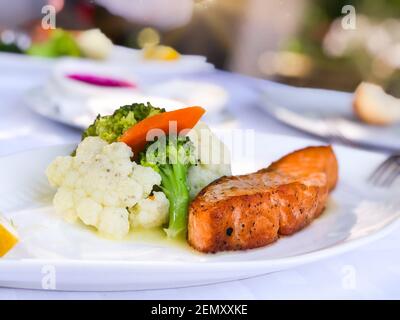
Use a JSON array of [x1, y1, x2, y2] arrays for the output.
[[188, 146, 338, 253]]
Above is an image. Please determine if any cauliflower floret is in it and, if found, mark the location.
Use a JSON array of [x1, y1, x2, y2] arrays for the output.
[[75, 136, 108, 161], [132, 163, 162, 198], [46, 137, 163, 238], [76, 197, 102, 226], [188, 164, 230, 198], [76, 29, 113, 60], [46, 156, 73, 187], [98, 207, 130, 239], [52, 186, 76, 223], [186, 122, 231, 198], [129, 192, 169, 229]]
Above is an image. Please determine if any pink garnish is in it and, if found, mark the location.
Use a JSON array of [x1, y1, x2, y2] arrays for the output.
[[66, 73, 136, 88]]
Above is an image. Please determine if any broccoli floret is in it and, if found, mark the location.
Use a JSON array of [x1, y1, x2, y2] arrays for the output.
[[26, 29, 81, 58], [140, 135, 196, 238], [82, 102, 165, 143]]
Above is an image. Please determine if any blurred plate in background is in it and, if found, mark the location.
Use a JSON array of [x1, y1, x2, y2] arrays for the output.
[[0, 43, 214, 76], [50, 59, 139, 96], [146, 79, 228, 115], [23, 58, 227, 130], [24, 89, 185, 130], [259, 82, 400, 152], [108, 46, 214, 75]]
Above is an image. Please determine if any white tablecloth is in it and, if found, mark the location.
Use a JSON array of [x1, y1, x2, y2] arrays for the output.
[[0, 54, 399, 299]]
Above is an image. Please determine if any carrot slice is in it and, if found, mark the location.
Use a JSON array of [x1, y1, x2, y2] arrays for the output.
[[118, 106, 205, 155]]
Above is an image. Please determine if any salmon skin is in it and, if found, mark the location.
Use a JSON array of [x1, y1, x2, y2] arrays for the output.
[[188, 146, 338, 253]]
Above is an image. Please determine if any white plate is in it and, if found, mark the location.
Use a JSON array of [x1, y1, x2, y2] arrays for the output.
[[24, 88, 186, 129], [108, 46, 214, 75], [146, 79, 228, 115], [259, 82, 400, 152], [23, 58, 213, 129], [0, 133, 399, 291], [0, 46, 214, 76], [50, 59, 139, 97]]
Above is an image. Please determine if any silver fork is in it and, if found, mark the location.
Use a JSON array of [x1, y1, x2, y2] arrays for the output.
[[368, 154, 400, 187]]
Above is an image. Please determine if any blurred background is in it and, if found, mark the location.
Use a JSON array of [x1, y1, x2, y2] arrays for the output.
[[2, 0, 400, 94]]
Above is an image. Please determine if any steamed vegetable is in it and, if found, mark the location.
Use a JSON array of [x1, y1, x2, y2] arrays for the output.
[[46, 137, 168, 239], [186, 122, 232, 198], [140, 135, 196, 238], [143, 45, 180, 61], [46, 101, 232, 241], [82, 103, 165, 144], [119, 106, 205, 156], [75, 29, 113, 60], [27, 29, 81, 58], [27, 28, 114, 59]]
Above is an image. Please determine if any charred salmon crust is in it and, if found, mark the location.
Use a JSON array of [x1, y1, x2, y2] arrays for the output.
[[188, 146, 338, 253]]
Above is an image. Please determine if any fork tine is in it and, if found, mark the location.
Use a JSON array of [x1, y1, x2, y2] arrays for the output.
[[382, 165, 400, 187], [368, 155, 396, 185], [323, 118, 400, 188], [377, 160, 399, 186]]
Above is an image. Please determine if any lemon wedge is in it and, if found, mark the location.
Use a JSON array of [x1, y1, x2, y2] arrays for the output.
[[143, 45, 180, 61], [0, 214, 18, 257]]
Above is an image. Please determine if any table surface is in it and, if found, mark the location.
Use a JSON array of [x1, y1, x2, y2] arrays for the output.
[[0, 54, 399, 300]]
